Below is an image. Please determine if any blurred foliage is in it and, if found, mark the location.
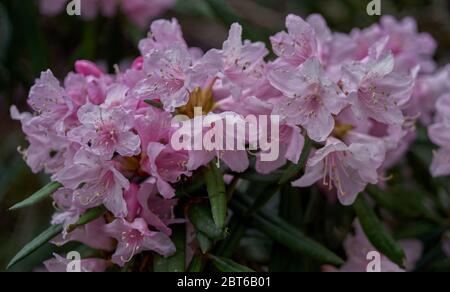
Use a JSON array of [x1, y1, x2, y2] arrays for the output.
[[0, 0, 449, 271]]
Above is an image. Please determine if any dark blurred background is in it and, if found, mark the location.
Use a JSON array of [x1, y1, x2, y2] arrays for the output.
[[0, 0, 449, 271]]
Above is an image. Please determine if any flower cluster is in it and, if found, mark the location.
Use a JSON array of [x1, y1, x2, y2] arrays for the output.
[[12, 14, 449, 271], [39, 0, 175, 27]]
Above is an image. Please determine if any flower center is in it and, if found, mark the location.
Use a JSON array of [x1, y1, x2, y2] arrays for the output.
[[122, 229, 144, 245], [332, 123, 355, 139], [96, 123, 118, 147], [177, 79, 217, 118]]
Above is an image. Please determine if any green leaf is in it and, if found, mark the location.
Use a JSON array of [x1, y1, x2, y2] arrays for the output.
[[187, 255, 204, 272], [7, 206, 107, 269], [366, 185, 444, 225], [188, 204, 225, 240], [278, 137, 312, 185], [231, 197, 344, 266], [354, 194, 406, 268], [154, 225, 186, 272], [197, 232, 213, 254], [9, 182, 62, 211], [7, 224, 63, 270], [67, 206, 107, 233], [395, 222, 443, 240], [209, 255, 255, 272], [144, 99, 164, 109], [204, 164, 227, 229]]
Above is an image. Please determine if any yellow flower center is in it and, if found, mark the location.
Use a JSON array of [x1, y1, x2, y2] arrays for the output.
[[177, 79, 216, 118], [332, 123, 355, 139]]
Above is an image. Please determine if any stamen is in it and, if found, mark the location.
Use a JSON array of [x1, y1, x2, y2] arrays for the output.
[[120, 244, 139, 263]]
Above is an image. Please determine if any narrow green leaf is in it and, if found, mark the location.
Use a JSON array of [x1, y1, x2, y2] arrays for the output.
[[188, 204, 225, 240], [197, 232, 213, 254], [231, 198, 344, 266], [144, 99, 163, 109], [187, 255, 204, 272], [354, 194, 406, 268], [154, 225, 186, 272], [67, 206, 107, 233], [9, 182, 62, 211], [367, 185, 444, 225], [278, 137, 312, 185], [209, 255, 254, 272], [7, 206, 107, 269], [204, 164, 227, 229], [7, 224, 63, 270]]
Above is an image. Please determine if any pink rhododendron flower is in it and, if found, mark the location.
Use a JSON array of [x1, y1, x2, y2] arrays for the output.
[[104, 218, 175, 267], [27, 70, 75, 132], [342, 52, 417, 126], [293, 135, 385, 205], [137, 181, 183, 235], [69, 103, 141, 159], [270, 14, 318, 67], [352, 16, 436, 73], [52, 150, 130, 217], [219, 95, 304, 174], [142, 142, 190, 198], [11, 107, 70, 173], [215, 23, 268, 99], [179, 112, 250, 173], [269, 57, 347, 142], [138, 19, 191, 55], [132, 45, 219, 111], [408, 65, 450, 125], [50, 188, 87, 235], [255, 124, 304, 174]]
